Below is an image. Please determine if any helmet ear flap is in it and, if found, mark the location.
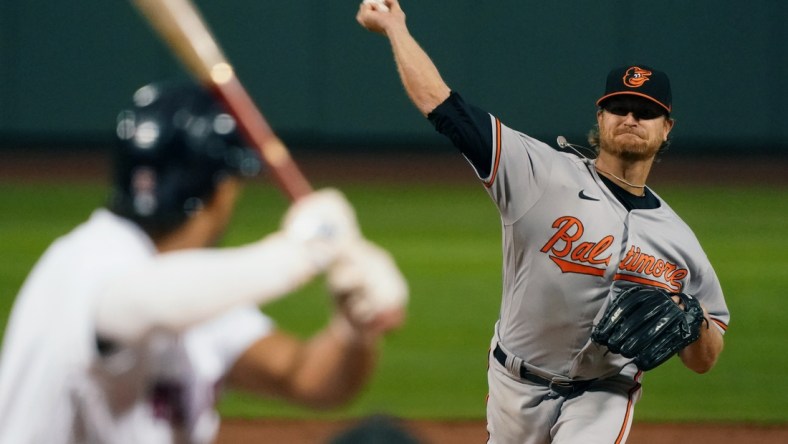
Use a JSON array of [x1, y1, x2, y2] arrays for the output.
[[108, 79, 261, 238]]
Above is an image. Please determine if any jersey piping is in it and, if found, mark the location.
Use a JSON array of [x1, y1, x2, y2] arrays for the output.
[[484, 117, 503, 188], [614, 371, 643, 444]]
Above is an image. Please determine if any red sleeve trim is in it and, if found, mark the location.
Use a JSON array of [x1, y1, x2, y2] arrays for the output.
[[710, 318, 728, 332]]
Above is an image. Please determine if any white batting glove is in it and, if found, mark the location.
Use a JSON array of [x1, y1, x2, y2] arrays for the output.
[[281, 188, 362, 270], [327, 239, 409, 326]]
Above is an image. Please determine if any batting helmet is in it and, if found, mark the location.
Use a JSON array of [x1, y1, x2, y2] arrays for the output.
[[109, 79, 261, 237]]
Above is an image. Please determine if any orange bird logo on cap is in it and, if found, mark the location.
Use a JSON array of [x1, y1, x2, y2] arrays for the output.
[[623, 66, 652, 88]]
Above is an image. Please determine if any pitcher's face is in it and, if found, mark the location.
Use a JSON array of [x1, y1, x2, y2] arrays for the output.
[[596, 96, 674, 161]]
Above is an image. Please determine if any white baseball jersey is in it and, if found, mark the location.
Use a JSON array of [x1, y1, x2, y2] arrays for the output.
[[0, 209, 272, 443]]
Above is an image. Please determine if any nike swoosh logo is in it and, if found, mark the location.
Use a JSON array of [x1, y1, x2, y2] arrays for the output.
[[578, 190, 600, 201]]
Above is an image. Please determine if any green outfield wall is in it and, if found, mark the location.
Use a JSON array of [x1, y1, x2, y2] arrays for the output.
[[1, 1, 786, 154]]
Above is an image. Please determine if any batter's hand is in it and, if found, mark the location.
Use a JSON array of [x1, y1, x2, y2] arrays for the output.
[[356, 0, 404, 35], [328, 239, 408, 335], [281, 188, 361, 269]]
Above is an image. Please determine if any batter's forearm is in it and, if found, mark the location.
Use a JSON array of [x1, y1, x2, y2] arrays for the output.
[[284, 315, 378, 408], [95, 234, 321, 343], [229, 316, 378, 408], [386, 24, 451, 116]]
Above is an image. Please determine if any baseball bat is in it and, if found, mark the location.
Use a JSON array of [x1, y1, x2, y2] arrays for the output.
[[130, 0, 312, 201]]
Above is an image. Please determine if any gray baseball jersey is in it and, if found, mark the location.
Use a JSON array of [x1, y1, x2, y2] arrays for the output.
[[0, 209, 272, 443], [487, 120, 729, 379], [429, 92, 729, 442]]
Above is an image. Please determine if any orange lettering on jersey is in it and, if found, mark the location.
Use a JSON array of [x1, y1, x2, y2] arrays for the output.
[[540, 216, 613, 277], [616, 245, 688, 292]]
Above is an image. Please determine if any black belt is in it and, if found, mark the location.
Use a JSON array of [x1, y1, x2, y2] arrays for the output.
[[493, 344, 595, 398]]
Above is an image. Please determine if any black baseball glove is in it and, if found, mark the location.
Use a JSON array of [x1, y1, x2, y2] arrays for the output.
[[591, 286, 705, 371]]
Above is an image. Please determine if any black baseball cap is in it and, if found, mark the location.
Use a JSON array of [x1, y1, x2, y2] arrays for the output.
[[596, 65, 672, 114]]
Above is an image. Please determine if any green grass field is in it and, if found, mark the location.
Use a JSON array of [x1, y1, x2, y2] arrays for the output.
[[1, 179, 786, 424]]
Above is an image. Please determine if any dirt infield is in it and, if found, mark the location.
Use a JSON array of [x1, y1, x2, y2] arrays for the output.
[[217, 418, 788, 444]]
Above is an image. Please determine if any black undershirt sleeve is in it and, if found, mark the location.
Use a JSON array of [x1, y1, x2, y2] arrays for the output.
[[427, 91, 494, 177], [428, 92, 661, 211]]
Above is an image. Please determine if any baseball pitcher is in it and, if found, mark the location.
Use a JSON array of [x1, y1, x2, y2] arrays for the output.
[[357, 1, 729, 443]]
